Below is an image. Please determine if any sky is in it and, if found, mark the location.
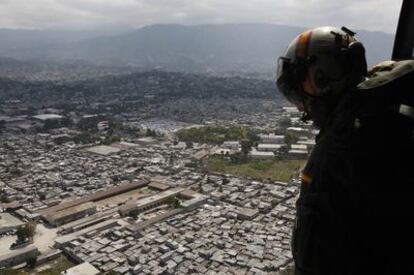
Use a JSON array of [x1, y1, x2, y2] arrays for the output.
[[0, 0, 403, 33]]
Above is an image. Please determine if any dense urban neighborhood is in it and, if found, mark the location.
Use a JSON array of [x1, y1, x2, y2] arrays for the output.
[[0, 67, 316, 275]]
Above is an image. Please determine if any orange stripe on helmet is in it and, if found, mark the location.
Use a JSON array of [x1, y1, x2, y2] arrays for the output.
[[295, 31, 317, 96], [295, 31, 312, 58]]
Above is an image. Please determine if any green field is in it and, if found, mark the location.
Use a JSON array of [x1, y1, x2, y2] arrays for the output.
[[0, 270, 26, 275], [176, 126, 257, 144], [0, 256, 77, 275], [206, 157, 305, 182]]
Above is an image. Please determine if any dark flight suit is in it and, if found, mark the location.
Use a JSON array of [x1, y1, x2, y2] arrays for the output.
[[292, 60, 414, 275]]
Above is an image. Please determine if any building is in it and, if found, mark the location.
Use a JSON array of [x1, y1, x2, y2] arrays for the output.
[[291, 144, 308, 151], [54, 220, 120, 248], [233, 207, 259, 220], [259, 134, 285, 144], [85, 145, 121, 155], [62, 262, 100, 275], [0, 245, 39, 268], [0, 213, 24, 234], [222, 141, 240, 150], [45, 202, 97, 226], [282, 106, 301, 114], [212, 148, 235, 156], [38, 180, 148, 217], [32, 114, 64, 121], [250, 149, 274, 159], [119, 188, 184, 217], [148, 181, 171, 191], [257, 143, 284, 152]]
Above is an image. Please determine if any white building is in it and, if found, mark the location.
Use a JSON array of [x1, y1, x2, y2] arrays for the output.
[[259, 134, 285, 144], [257, 144, 284, 152], [250, 149, 274, 159], [32, 114, 64, 121], [222, 141, 241, 150]]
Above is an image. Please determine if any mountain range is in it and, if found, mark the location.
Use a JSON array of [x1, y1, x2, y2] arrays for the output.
[[0, 24, 394, 73]]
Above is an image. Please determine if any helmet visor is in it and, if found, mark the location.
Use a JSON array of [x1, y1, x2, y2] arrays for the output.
[[276, 57, 305, 108]]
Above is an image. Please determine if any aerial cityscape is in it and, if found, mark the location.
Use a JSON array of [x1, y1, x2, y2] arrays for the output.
[[0, 0, 403, 274], [0, 63, 316, 274]]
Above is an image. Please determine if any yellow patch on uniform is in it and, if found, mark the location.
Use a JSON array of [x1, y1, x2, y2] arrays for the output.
[[301, 172, 313, 185]]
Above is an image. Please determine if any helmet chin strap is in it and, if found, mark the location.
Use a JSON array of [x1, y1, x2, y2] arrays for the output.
[[300, 95, 312, 122], [301, 110, 311, 122]]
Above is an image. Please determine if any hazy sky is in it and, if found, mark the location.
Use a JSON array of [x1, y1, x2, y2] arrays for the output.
[[0, 0, 403, 33]]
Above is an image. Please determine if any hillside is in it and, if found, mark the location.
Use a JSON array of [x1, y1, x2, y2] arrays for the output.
[[0, 24, 394, 73]]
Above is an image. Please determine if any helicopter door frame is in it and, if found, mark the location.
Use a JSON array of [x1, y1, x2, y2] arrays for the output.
[[392, 0, 414, 60]]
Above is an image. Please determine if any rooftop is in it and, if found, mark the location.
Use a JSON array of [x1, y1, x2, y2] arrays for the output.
[[0, 213, 24, 230], [62, 262, 100, 275], [85, 145, 121, 155], [32, 114, 64, 120]]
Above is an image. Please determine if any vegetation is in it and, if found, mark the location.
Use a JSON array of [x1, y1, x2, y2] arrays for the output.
[[37, 256, 74, 275], [206, 156, 305, 182], [146, 129, 158, 137], [26, 255, 38, 268], [0, 188, 7, 202], [278, 264, 295, 275], [42, 118, 72, 131], [0, 254, 73, 275], [0, 269, 26, 275], [0, 120, 5, 133], [16, 222, 36, 242], [77, 116, 101, 132], [176, 126, 258, 144], [240, 139, 253, 156], [165, 196, 181, 208], [284, 131, 299, 145], [100, 135, 121, 145], [72, 133, 99, 144]]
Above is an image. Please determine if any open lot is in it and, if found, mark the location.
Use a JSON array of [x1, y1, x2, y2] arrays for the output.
[[95, 187, 154, 210], [34, 224, 58, 254], [206, 157, 305, 182]]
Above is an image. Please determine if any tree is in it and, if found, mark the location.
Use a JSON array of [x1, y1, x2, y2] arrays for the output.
[[284, 131, 299, 145], [165, 196, 181, 208], [16, 222, 36, 242], [241, 139, 252, 156], [279, 117, 292, 128], [230, 152, 249, 164], [146, 129, 157, 137], [0, 120, 5, 133], [0, 189, 7, 202], [26, 255, 37, 268], [42, 119, 61, 131], [173, 198, 181, 208]]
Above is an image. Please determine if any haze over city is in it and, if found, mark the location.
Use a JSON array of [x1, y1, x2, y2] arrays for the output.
[[0, 0, 402, 33]]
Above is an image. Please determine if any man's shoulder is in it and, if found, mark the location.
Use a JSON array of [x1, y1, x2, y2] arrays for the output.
[[357, 60, 414, 90]]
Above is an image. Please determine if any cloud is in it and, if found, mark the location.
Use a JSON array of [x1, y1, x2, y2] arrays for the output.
[[0, 0, 403, 33]]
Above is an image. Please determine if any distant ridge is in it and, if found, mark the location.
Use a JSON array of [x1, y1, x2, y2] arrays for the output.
[[0, 24, 394, 73]]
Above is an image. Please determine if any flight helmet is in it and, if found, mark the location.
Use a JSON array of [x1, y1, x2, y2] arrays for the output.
[[276, 26, 367, 112]]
